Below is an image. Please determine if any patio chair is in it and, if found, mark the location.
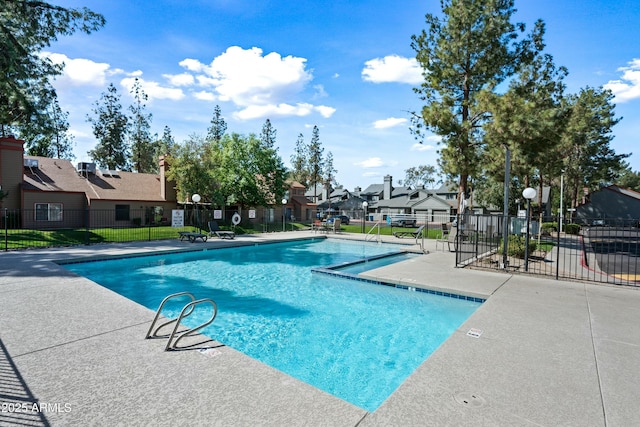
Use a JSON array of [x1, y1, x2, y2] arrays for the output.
[[312, 219, 323, 232], [435, 225, 457, 251], [208, 221, 235, 240], [324, 218, 342, 233], [393, 224, 425, 241]]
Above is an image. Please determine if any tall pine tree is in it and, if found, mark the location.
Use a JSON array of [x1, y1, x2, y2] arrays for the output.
[[128, 78, 156, 173], [0, 1, 104, 133], [87, 83, 130, 170], [411, 0, 536, 212], [307, 125, 324, 203]]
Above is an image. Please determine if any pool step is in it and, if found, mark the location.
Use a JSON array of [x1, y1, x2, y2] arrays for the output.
[[145, 292, 218, 351]]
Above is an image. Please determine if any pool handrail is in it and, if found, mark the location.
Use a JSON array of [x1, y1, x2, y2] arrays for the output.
[[165, 298, 218, 351], [145, 292, 197, 339]]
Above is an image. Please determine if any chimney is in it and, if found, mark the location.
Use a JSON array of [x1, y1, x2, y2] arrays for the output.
[[354, 186, 361, 192], [321, 184, 329, 201], [383, 175, 392, 200], [159, 155, 176, 202], [159, 156, 166, 199], [0, 136, 25, 209]]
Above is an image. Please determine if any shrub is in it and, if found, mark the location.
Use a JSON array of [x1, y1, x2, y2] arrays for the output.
[[499, 235, 537, 259], [541, 222, 557, 235], [132, 217, 142, 226], [564, 223, 581, 235]]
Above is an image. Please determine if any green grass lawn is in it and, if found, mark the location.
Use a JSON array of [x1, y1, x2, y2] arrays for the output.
[[0, 223, 441, 250], [0, 226, 198, 249]]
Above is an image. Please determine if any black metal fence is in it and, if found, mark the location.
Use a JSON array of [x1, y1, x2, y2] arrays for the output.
[[455, 213, 640, 286], [0, 206, 301, 251]]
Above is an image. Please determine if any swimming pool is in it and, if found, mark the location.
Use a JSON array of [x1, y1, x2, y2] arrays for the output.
[[62, 238, 481, 411]]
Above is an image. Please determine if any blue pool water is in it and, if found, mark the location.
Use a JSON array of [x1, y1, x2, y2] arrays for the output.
[[62, 239, 481, 411]]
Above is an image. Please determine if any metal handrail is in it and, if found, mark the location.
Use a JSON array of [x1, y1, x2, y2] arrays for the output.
[[365, 221, 382, 243], [165, 299, 218, 351], [145, 292, 196, 339]]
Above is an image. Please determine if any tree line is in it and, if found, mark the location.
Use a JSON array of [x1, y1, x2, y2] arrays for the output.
[[410, 0, 639, 214], [3, 0, 639, 215]]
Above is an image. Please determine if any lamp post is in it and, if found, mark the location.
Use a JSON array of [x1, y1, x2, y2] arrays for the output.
[[502, 145, 511, 269], [192, 193, 201, 232], [362, 201, 368, 234], [522, 187, 537, 272], [282, 198, 287, 232]]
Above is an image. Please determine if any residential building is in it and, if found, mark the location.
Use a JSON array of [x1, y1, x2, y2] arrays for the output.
[[575, 185, 640, 224], [0, 136, 178, 228]]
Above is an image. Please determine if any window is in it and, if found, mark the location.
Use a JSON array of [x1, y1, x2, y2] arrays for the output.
[[35, 203, 63, 221], [115, 204, 130, 221]]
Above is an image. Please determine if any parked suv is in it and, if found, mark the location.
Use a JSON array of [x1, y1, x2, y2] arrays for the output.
[[389, 215, 417, 227]]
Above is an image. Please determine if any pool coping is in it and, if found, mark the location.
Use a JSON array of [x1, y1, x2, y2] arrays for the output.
[[2, 231, 640, 426]]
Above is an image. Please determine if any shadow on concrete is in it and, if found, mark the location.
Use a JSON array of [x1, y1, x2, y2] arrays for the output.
[[0, 339, 50, 426]]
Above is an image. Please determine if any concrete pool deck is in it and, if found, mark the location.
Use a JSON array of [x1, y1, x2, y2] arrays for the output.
[[1, 231, 639, 426]]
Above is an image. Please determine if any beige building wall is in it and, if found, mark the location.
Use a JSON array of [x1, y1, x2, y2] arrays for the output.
[[0, 136, 25, 209], [21, 191, 87, 228], [89, 199, 178, 227]]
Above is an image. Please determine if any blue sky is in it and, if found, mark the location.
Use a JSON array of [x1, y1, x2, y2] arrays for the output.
[[48, 0, 640, 191]]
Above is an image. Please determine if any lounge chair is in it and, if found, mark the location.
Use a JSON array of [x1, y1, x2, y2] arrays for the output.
[[393, 224, 425, 242], [208, 221, 235, 240], [178, 231, 208, 243]]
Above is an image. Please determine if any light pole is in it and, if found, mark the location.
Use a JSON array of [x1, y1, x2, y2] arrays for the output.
[[192, 193, 201, 232], [502, 145, 511, 269], [362, 201, 368, 234], [522, 187, 537, 272], [282, 198, 287, 232]]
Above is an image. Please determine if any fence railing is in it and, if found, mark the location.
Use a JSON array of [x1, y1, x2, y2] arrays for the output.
[[0, 207, 337, 251], [455, 213, 640, 287]]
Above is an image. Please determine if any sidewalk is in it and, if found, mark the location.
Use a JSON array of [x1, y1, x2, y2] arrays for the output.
[[1, 232, 639, 426]]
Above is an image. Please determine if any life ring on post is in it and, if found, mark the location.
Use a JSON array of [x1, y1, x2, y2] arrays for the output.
[[231, 212, 241, 226]]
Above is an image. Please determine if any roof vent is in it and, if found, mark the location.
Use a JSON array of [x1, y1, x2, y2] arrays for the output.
[[24, 158, 39, 169], [77, 162, 96, 175], [99, 169, 120, 177]]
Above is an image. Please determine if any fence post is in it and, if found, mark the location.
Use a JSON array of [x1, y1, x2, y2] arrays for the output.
[[555, 214, 560, 280], [474, 216, 479, 258], [84, 208, 90, 245], [3, 208, 7, 252]]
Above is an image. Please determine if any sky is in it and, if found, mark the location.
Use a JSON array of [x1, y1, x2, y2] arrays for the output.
[[47, 0, 640, 192]]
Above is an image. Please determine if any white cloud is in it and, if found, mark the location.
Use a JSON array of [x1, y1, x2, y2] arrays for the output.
[[313, 84, 327, 98], [604, 58, 640, 103], [362, 55, 423, 84], [410, 142, 435, 151], [175, 46, 333, 119], [163, 73, 195, 86], [373, 117, 407, 129], [45, 52, 110, 86], [178, 58, 205, 72], [315, 105, 336, 118], [193, 90, 217, 101], [182, 46, 312, 106], [355, 157, 385, 168], [234, 103, 335, 120], [120, 77, 185, 101]]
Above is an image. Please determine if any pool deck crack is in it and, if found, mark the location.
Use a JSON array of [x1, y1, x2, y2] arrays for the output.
[[585, 285, 608, 427], [354, 411, 370, 426]]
